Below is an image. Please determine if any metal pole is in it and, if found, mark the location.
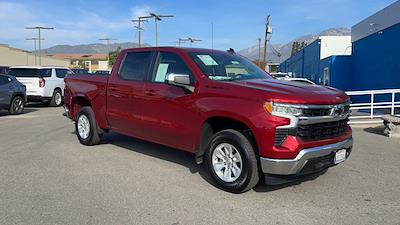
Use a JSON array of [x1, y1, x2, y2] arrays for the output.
[[258, 38, 261, 66], [34, 39, 37, 65], [38, 28, 41, 66], [391, 92, 395, 115], [371, 93, 374, 119], [155, 18, 158, 47]]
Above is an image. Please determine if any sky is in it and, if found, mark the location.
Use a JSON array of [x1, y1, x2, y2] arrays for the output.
[[0, 0, 396, 52]]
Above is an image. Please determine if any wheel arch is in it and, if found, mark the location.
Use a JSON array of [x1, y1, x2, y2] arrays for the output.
[[196, 115, 259, 164]]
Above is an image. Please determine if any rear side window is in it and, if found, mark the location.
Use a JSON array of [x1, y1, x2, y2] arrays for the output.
[[56, 69, 73, 78], [0, 76, 11, 85], [119, 52, 153, 81], [8, 68, 52, 78], [153, 52, 194, 84]]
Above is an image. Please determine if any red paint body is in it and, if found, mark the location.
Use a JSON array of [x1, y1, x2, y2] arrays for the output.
[[64, 47, 351, 160]]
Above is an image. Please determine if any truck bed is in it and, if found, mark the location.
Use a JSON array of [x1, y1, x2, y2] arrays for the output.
[[64, 74, 109, 128]]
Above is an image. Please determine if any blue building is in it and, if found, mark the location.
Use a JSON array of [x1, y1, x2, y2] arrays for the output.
[[280, 0, 400, 92]]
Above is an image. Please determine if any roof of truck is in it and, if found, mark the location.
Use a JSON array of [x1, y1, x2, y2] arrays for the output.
[[122, 46, 230, 54]]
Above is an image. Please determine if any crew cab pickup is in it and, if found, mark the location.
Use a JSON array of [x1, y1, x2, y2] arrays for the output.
[[64, 47, 353, 193]]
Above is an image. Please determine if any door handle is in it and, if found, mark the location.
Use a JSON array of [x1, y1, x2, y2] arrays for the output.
[[109, 86, 118, 91], [144, 90, 155, 96]]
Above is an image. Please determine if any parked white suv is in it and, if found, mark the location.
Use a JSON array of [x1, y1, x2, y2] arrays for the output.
[[8, 66, 73, 107]]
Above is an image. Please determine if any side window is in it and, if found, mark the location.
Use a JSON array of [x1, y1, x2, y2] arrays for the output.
[[119, 52, 153, 81], [56, 69, 68, 78], [153, 52, 194, 84], [39, 69, 52, 78]]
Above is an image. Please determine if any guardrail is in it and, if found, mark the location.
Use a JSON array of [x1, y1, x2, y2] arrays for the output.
[[345, 89, 400, 124]]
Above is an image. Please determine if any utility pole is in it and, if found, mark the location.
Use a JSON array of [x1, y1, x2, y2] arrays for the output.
[[149, 13, 174, 46], [178, 38, 188, 47], [257, 38, 261, 66], [187, 37, 202, 47], [26, 37, 43, 66], [99, 38, 116, 67], [25, 26, 54, 66], [262, 15, 270, 70], [131, 16, 150, 48]]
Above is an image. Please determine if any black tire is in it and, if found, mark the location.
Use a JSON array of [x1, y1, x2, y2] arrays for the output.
[[9, 96, 24, 115], [49, 89, 63, 107], [75, 106, 102, 146], [205, 129, 259, 193]]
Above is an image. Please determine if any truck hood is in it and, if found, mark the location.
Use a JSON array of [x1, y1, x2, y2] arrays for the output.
[[229, 79, 349, 105]]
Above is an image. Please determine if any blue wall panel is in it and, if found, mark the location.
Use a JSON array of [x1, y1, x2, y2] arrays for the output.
[[351, 23, 400, 91]]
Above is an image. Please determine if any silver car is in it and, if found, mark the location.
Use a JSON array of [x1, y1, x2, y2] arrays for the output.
[[0, 74, 26, 114]]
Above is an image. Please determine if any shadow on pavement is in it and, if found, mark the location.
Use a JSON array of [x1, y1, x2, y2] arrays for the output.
[[101, 132, 217, 188], [253, 169, 328, 193], [363, 125, 386, 137], [92, 131, 326, 193], [0, 108, 38, 117]]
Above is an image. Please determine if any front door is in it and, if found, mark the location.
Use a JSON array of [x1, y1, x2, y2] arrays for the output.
[[106, 51, 155, 137], [141, 51, 198, 151]]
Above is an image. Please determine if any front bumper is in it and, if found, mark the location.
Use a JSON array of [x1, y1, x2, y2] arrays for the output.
[[260, 137, 353, 175]]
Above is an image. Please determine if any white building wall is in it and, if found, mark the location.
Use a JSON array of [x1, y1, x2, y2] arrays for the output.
[[319, 36, 352, 60]]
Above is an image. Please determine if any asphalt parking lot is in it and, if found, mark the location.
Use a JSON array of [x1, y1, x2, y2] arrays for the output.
[[1, 106, 400, 225]]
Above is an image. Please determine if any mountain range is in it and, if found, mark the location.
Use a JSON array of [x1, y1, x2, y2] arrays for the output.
[[41, 27, 350, 63], [238, 27, 351, 63], [42, 42, 150, 54]]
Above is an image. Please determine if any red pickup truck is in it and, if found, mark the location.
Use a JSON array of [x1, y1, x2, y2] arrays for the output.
[[64, 47, 352, 193]]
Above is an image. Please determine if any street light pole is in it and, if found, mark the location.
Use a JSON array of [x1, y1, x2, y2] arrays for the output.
[[26, 38, 43, 66], [25, 26, 54, 66], [149, 13, 174, 46], [258, 38, 261, 66]]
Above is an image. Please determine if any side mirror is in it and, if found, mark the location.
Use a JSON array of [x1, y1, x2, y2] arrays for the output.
[[165, 73, 194, 92]]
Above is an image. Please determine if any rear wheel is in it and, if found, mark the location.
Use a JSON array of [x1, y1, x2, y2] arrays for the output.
[[205, 129, 259, 193], [50, 89, 63, 107], [9, 96, 24, 115], [75, 106, 102, 145]]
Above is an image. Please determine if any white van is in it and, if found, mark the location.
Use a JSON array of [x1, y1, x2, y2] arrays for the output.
[[8, 66, 73, 107]]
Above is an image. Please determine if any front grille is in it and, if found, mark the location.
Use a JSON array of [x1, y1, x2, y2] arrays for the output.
[[297, 119, 349, 141], [275, 128, 290, 145], [302, 108, 332, 117]]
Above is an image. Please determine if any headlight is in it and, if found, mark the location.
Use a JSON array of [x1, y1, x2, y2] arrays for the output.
[[264, 102, 303, 116]]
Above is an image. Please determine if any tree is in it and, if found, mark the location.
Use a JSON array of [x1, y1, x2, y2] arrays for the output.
[[291, 41, 308, 56], [108, 47, 121, 66]]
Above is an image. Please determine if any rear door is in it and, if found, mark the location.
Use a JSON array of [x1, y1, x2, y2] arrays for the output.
[[0, 76, 13, 107], [141, 51, 198, 151], [106, 50, 155, 137]]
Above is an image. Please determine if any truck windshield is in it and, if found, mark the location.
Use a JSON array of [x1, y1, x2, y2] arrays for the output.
[[8, 68, 52, 78], [188, 51, 271, 81]]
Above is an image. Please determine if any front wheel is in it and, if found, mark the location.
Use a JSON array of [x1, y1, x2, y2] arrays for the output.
[[9, 96, 24, 115], [205, 129, 259, 193], [75, 106, 102, 146]]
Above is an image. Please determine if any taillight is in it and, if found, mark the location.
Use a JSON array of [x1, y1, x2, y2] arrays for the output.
[[39, 78, 45, 87]]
